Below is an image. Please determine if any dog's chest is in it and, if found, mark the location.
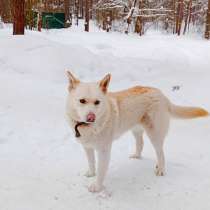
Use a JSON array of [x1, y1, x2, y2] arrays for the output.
[[75, 124, 113, 148]]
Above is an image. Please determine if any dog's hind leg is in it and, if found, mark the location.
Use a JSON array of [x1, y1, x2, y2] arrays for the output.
[[141, 111, 169, 176], [130, 125, 144, 159]]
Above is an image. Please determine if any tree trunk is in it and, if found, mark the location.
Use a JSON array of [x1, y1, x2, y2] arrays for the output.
[[0, 0, 13, 23], [81, 0, 84, 19], [125, 0, 138, 34], [89, 0, 93, 19], [37, 12, 42, 32], [65, 0, 70, 22], [75, 0, 79, 26], [0, 1, 3, 18], [135, 0, 144, 36], [135, 17, 142, 34], [13, 0, 25, 35], [84, 0, 89, 31], [205, 0, 210, 39], [26, 0, 33, 30], [173, 0, 176, 34], [176, 0, 183, 35], [183, 0, 192, 35]]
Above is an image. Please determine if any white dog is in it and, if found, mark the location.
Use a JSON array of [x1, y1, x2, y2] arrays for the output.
[[66, 71, 208, 193]]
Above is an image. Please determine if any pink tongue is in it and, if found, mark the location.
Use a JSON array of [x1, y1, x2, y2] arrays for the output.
[[87, 112, 95, 122]]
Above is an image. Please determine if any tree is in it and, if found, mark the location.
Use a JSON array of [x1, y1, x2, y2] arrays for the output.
[[176, 0, 184, 35], [64, 0, 70, 22], [183, 0, 192, 35], [0, 0, 13, 23], [0, 1, 3, 18], [13, 0, 25, 35], [25, 0, 34, 30], [125, 0, 138, 34], [134, 0, 144, 36], [85, 0, 90, 31], [205, 0, 210, 39]]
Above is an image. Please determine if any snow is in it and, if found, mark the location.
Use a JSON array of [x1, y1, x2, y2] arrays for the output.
[[0, 25, 210, 210]]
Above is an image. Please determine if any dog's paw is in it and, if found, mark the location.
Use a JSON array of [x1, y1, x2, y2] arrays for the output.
[[88, 182, 104, 193], [155, 165, 165, 176], [129, 154, 141, 159], [84, 170, 96, 178]]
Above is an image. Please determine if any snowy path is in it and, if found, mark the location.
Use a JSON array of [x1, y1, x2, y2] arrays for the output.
[[0, 28, 210, 210]]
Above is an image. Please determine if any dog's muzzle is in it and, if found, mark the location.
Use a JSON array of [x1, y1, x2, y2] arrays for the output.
[[86, 112, 96, 123]]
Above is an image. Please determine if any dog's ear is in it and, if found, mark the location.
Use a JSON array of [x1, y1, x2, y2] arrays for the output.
[[66, 71, 80, 91], [99, 74, 111, 93]]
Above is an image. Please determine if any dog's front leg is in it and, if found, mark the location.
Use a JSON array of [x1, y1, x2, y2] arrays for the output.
[[88, 144, 112, 193], [83, 147, 96, 177]]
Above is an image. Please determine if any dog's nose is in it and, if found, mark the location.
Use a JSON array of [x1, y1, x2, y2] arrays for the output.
[[86, 112, 96, 122]]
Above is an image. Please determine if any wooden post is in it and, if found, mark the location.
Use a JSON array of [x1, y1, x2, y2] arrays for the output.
[[205, 0, 210, 39], [13, 0, 25, 35]]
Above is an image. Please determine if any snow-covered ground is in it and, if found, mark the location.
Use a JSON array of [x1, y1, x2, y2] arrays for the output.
[[0, 25, 210, 210]]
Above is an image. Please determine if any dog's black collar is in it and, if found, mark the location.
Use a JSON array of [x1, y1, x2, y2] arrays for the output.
[[74, 122, 89, 138]]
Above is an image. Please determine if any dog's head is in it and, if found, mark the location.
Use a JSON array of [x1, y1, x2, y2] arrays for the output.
[[66, 71, 111, 124]]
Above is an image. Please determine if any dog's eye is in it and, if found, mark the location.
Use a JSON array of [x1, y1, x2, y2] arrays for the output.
[[79, 99, 86, 104], [94, 100, 100, 105]]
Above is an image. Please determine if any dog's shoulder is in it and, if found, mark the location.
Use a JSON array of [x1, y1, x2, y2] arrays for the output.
[[108, 86, 156, 101]]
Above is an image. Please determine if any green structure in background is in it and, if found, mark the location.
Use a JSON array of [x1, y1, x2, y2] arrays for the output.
[[42, 12, 65, 29]]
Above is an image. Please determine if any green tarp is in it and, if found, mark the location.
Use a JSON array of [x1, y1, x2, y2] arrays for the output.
[[42, 12, 65, 29]]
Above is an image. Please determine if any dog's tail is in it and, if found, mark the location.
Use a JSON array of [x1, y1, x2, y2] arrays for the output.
[[169, 103, 209, 119]]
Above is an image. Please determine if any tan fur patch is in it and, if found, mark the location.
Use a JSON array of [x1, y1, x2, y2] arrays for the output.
[[186, 108, 209, 118], [109, 86, 154, 101], [141, 113, 153, 129], [171, 105, 209, 119], [99, 74, 111, 93], [67, 71, 80, 91]]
